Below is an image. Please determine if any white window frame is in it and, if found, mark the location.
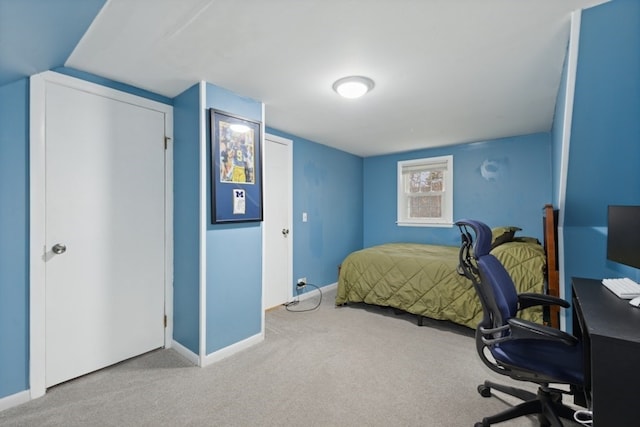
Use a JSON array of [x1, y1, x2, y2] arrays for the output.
[[397, 155, 453, 227]]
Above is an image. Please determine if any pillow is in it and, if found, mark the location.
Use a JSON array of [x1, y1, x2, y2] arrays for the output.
[[512, 236, 540, 245], [491, 226, 521, 249]]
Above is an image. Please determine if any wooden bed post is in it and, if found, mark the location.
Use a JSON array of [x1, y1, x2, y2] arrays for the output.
[[544, 204, 560, 329]]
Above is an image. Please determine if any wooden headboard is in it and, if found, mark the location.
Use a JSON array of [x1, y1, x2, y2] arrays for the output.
[[543, 204, 560, 328]]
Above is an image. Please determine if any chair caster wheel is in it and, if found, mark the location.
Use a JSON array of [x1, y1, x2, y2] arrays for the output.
[[478, 384, 492, 398], [474, 422, 489, 427]]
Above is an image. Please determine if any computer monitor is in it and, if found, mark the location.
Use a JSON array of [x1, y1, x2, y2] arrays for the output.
[[607, 205, 640, 269]]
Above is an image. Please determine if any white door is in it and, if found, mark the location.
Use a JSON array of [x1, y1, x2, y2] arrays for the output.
[[44, 80, 166, 387], [263, 135, 293, 310]]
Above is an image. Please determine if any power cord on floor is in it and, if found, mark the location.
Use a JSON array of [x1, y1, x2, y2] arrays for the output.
[[573, 409, 592, 426], [284, 282, 322, 312]]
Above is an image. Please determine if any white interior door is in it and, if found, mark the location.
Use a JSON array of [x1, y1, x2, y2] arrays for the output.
[[263, 135, 293, 310], [44, 80, 166, 387]]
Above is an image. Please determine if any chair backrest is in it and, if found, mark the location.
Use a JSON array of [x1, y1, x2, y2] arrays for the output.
[[456, 219, 519, 328], [457, 219, 587, 392]]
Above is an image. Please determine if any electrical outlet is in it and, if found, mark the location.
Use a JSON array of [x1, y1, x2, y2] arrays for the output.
[[297, 277, 307, 286]]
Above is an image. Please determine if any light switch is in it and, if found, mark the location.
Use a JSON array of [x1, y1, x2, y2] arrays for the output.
[[302, 212, 308, 222]]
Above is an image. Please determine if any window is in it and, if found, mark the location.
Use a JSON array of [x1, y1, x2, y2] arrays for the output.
[[397, 155, 453, 227]]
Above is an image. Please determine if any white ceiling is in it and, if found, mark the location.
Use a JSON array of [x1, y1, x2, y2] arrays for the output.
[[67, 0, 608, 157]]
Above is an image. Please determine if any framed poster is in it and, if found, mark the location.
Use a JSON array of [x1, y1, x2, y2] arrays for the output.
[[210, 109, 263, 223]]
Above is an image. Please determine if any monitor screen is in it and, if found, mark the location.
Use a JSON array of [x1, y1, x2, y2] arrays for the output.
[[607, 205, 640, 269]]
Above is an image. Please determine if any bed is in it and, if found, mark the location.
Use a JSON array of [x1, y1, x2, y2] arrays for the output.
[[336, 205, 560, 329]]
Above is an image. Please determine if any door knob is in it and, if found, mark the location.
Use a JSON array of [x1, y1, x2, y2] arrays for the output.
[[52, 243, 67, 254], [282, 228, 290, 236]]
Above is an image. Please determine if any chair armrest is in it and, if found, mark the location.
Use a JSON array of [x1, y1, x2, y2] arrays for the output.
[[518, 293, 570, 310], [507, 317, 578, 346]]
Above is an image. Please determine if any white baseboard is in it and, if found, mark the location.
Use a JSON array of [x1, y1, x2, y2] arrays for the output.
[[201, 332, 264, 367], [173, 331, 264, 368], [170, 340, 199, 366], [0, 390, 31, 412], [296, 282, 337, 302]]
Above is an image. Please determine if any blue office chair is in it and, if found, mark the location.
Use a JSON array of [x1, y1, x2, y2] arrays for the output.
[[455, 219, 586, 427]]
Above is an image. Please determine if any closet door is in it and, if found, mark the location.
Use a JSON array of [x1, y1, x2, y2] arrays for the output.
[[263, 134, 293, 309], [43, 79, 167, 387]]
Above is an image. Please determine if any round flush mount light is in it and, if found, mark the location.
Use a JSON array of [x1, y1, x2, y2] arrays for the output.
[[332, 76, 375, 99]]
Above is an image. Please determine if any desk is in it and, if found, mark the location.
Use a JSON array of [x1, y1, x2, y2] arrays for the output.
[[572, 277, 640, 426]]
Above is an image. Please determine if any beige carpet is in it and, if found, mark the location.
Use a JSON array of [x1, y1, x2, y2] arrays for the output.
[[0, 287, 582, 426]]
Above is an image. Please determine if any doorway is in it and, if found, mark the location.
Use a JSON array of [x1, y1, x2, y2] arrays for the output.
[[262, 134, 293, 310], [29, 71, 174, 395]]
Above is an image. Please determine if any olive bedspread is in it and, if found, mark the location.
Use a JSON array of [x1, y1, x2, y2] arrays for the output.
[[336, 240, 545, 329]]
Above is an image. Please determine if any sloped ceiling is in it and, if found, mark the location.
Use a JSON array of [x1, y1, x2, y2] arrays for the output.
[[0, 0, 106, 84], [2, 0, 609, 156]]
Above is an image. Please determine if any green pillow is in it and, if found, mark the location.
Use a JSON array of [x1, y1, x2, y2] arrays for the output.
[[491, 226, 521, 249]]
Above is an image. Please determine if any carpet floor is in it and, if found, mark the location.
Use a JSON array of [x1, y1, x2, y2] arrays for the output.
[[0, 287, 583, 426]]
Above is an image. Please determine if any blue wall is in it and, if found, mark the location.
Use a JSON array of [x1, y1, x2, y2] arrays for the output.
[[0, 0, 105, 86], [2, 0, 636, 403], [173, 84, 262, 354], [173, 84, 201, 354], [563, 0, 640, 292], [175, 83, 361, 355], [205, 84, 263, 354], [363, 133, 552, 247], [0, 79, 30, 398], [265, 128, 364, 290]]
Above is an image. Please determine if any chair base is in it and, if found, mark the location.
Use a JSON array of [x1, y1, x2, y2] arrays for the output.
[[474, 380, 577, 427]]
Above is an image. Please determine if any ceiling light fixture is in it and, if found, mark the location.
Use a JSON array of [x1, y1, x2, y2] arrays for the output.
[[332, 76, 375, 99]]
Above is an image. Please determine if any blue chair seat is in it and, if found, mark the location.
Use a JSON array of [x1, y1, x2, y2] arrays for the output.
[[494, 339, 584, 386]]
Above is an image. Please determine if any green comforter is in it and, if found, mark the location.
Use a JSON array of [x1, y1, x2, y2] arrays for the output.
[[336, 241, 545, 329]]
